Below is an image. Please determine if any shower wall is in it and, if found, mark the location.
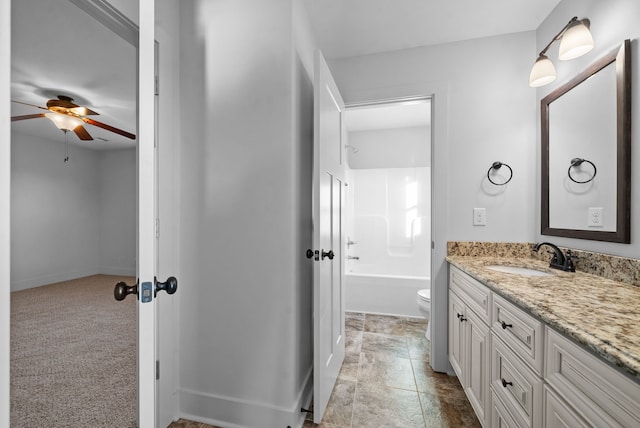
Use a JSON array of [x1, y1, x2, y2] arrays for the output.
[[346, 166, 430, 278]]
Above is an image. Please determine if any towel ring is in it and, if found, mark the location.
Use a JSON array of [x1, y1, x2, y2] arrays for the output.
[[487, 161, 513, 186], [568, 158, 596, 184]]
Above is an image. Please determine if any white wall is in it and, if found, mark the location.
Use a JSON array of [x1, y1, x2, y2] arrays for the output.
[[99, 149, 136, 275], [330, 32, 538, 243], [10, 130, 136, 291], [347, 126, 430, 169], [535, 0, 640, 258], [178, 0, 313, 426], [11, 131, 101, 290]]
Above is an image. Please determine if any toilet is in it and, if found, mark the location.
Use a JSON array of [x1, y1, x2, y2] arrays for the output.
[[416, 289, 431, 340]]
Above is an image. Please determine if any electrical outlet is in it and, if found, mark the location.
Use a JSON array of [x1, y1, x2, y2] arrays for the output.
[[473, 208, 486, 226], [588, 207, 603, 227]]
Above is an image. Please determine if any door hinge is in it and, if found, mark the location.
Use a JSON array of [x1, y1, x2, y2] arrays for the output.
[[155, 75, 159, 96], [155, 218, 160, 239], [156, 360, 160, 380]]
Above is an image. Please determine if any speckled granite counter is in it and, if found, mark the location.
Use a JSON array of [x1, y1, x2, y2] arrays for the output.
[[447, 255, 640, 382]]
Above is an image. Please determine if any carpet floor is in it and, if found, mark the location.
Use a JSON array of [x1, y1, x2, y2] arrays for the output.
[[11, 275, 137, 428]]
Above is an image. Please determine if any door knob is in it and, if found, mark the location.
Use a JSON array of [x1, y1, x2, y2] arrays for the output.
[[322, 249, 334, 260], [155, 276, 178, 297], [114, 280, 138, 301]]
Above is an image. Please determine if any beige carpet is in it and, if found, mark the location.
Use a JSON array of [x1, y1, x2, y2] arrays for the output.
[[11, 275, 137, 427]]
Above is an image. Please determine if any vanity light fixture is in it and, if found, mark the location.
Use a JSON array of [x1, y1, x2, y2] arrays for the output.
[[529, 16, 594, 88]]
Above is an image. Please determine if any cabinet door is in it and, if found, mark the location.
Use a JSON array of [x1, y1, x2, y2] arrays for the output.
[[466, 308, 491, 426], [449, 290, 466, 379]]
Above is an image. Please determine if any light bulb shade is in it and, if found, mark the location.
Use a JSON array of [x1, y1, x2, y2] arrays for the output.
[[45, 113, 84, 131], [529, 55, 556, 87], [558, 20, 593, 60]]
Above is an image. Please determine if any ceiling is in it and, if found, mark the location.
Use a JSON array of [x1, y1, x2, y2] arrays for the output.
[[10, 0, 561, 149], [11, 0, 136, 150], [302, 0, 561, 59]]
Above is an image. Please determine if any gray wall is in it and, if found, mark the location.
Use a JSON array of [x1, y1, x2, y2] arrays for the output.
[[177, 0, 313, 426], [534, 0, 640, 258], [11, 130, 135, 291]]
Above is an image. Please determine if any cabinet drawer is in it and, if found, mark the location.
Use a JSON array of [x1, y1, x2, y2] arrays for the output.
[[450, 266, 491, 323], [543, 385, 589, 428], [492, 293, 544, 375], [492, 391, 522, 428], [491, 333, 543, 428], [545, 327, 640, 428]]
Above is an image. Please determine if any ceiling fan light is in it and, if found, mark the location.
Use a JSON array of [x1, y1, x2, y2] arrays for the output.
[[45, 113, 84, 131], [558, 19, 594, 60], [529, 55, 556, 87]]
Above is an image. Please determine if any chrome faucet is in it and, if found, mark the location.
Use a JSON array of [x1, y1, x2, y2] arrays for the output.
[[532, 242, 575, 272]]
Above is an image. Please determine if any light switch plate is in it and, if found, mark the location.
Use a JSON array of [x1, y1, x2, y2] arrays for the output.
[[473, 208, 486, 226]]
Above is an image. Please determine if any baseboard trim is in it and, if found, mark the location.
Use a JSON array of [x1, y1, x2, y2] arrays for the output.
[[179, 366, 313, 428], [11, 268, 99, 292], [99, 266, 136, 276]]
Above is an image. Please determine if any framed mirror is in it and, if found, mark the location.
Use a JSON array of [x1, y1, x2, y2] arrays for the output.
[[541, 39, 631, 243]]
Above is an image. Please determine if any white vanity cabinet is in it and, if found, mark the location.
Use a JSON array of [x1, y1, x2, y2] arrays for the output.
[[449, 267, 492, 427], [545, 327, 640, 427], [490, 295, 544, 428], [448, 263, 640, 428]]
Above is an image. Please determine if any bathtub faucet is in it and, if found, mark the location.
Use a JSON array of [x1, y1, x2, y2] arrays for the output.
[[347, 256, 360, 260]]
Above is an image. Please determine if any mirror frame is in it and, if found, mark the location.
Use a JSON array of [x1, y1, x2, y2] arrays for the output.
[[541, 39, 631, 243]]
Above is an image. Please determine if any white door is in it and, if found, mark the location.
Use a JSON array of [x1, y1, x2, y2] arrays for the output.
[[137, 0, 157, 426], [312, 50, 346, 424], [155, 29, 179, 427]]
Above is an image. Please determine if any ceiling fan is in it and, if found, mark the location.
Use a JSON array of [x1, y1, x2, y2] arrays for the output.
[[11, 95, 136, 141]]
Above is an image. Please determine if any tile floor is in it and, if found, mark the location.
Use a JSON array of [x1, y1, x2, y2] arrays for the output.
[[302, 312, 481, 428], [168, 313, 480, 428]]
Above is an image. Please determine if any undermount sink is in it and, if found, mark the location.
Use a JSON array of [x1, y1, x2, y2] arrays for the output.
[[485, 265, 553, 277]]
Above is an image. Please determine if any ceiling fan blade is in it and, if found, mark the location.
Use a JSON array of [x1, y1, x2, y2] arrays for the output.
[[11, 100, 48, 111], [11, 113, 46, 121], [70, 106, 99, 116], [82, 118, 136, 140], [74, 125, 93, 141]]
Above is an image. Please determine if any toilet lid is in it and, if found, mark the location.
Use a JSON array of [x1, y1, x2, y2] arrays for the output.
[[418, 289, 430, 301]]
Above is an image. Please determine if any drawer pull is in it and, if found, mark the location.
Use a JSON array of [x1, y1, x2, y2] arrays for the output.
[[457, 313, 463, 319], [501, 321, 513, 329], [501, 378, 513, 388]]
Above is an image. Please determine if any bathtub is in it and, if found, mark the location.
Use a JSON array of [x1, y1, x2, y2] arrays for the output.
[[345, 273, 429, 317]]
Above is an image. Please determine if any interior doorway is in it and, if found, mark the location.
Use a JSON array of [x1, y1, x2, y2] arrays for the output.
[[343, 98, 432, 318], [10, 0, 138, 425]]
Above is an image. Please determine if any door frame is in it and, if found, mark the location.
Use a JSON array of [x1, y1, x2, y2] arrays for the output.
[[0, 1, 163, 426], [340, 84, 450, 373], [1, 0, 11, 425]]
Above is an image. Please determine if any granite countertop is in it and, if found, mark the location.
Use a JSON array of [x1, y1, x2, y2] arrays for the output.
[[447, 255, 640, 382]]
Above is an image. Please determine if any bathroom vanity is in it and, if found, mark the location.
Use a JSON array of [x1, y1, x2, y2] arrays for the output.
[[447, 256, 640, 428]]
